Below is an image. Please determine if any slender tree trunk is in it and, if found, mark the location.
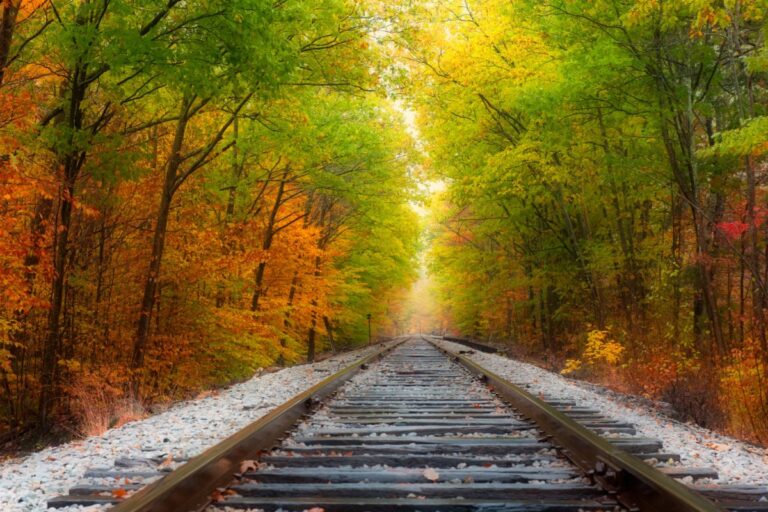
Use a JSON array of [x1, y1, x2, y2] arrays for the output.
[[38, 61, 90, 430], [132, 97, 191, 381], [741, 236, 747, 345], [693, 209, 725, 355], [251, 167, 289, 312], [745, 155, 768, 352], [307, 322, 316, 363], [0, 0, 19, 87], [323, 316, 336, 352], [553, 187, 604, 327], [132, 93, 248, 386], [306, 199, 332, 363], [727, 14, 768, 352], [217, 117, 239, 308], [9, 194, 51, 427], [727, 265, 734, 346], [505, 295, 513, 342], [277, 271, 299, 365], [687, 76, 725, 355], [306, 253, 322, 363], [657, 89, 724, 353], [597, 107, 643, 328]]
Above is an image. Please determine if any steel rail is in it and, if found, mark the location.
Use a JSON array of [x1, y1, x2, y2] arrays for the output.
[[428, 337, 727, 512], [442, 335, 499, 353], [109, 339, 405, 512]]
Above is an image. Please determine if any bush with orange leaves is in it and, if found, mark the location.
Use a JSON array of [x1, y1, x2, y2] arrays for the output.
[[720, 340, 768, 444]]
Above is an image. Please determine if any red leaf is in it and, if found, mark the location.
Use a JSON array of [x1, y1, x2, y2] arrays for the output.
[[718, 221, 749, 241]]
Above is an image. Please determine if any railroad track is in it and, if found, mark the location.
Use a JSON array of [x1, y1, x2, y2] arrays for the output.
[[48, 337, 767, 511]]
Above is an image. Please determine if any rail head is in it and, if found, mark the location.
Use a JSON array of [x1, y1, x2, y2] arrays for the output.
[[427, 337, 727, 512], [110, 338, 406, 512], [442, 335, 499, 353]]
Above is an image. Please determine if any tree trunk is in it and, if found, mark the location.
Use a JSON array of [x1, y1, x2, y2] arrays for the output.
[[597, 107, 644, 329], [307, 254, 321, 363], [553, 187, 604, 327], [504, 295, 513, 343], [251, 167, 289, 312], [323, 315, 336, 352], [746, 155, 767, 352], [307, 323, 316, 363], [131, 98, 191, 383], [132, 94, 248, 389], [277, 271, 299, 365], [0, 0, 19, 87], [693, 209, 725, 355], [217, 117, 239, 308], [38, 62, 89, 430]]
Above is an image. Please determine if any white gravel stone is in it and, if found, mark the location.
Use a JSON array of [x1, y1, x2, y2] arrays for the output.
[[434, 337, 768, 485], [0, 343, 387, 512]]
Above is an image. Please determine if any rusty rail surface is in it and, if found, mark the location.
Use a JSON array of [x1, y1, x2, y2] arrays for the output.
[[106, 339, 404, 512], [442, 335, 500, 353], [430, 336, 727, 512]]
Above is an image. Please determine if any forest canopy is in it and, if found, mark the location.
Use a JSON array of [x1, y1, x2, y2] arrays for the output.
[[0, 0, 419, 436]]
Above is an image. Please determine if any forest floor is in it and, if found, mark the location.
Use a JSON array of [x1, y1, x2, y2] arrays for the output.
[[0, 345, 370, 460], [434, 337, 768, 485], [0, 343, 386, 512]]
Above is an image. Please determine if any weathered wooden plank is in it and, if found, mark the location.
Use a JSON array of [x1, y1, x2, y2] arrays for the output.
[[83, 469, 165, 478], [328, 407, 502, 414], [69, 484, 143, 495], [694, 485, 768, 499], [714, 503, 768, 512], [290, 435, 660, 450], [48, 495, 120, 508], [327, 412, 511, 418], [638, 453, 682, 462], [289, 436, 547, 447], [230, 482, 602, 499], [261, 454, 561, 468], [318, 417, 521, 425], [242, 467, 579, 483], [276, 443, 553, 455], [292, 435, 542, 444], [304, 424, 533, 436], [660, 467, 719, 480], [214, 496, 615, 511]]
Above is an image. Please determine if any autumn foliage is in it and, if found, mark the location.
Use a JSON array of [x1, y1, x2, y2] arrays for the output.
[[0, 1, 418, 438], [403, 0, 768, 444], [5, 0, 768, 450]]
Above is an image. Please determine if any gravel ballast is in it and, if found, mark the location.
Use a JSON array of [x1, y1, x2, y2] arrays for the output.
[[0, 343, 387, 512], [6, 335, 767, 512], [434, 337, 768, 486]]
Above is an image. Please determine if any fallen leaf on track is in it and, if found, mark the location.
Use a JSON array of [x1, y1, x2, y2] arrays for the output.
[[112, 488, 128, 499], [240, 460, 257, 473], [158, 453, 174, 468]]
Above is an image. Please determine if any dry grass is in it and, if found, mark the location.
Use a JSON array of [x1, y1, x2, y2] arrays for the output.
[[68, 379, 147, 437]]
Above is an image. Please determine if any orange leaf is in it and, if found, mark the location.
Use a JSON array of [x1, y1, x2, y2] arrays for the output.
[[112, 489, 128, 499]]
